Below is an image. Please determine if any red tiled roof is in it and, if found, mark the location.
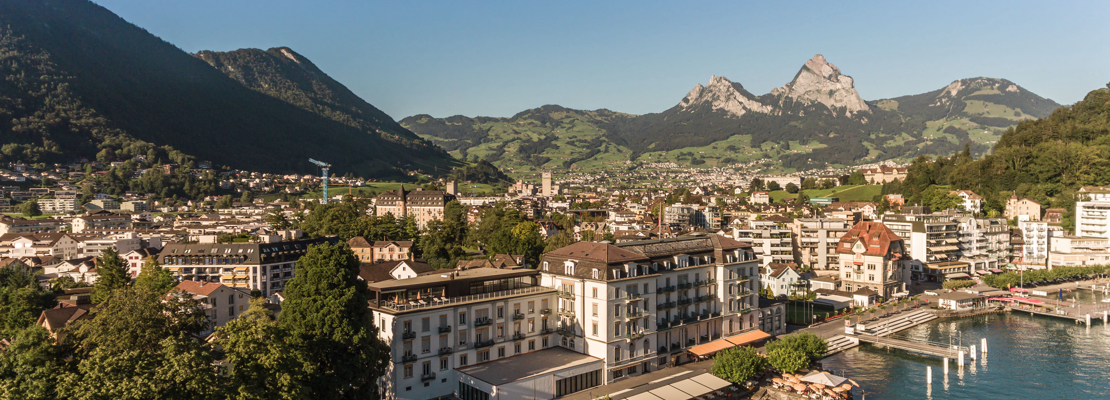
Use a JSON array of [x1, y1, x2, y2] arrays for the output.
[[173, 280, 225, 297], [543, 242, 650, 263], [836, 221, 903, 256], [347, 236, 372, 248]]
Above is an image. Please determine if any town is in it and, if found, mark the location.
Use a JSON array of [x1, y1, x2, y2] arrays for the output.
[[3, 154, 1109, 400]]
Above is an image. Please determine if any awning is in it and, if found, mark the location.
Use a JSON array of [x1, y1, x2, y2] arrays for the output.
[[988, 297, 1013, 302], [234, 266, 250, 271], [672, 379, 713, 398], [1013, 297, 1045, 305], [690, 373, 732, 391], [688, 339, 735, 358], [801, 371, 848, 387], [945, 239, 960, 244], [990, 268, 1004, 273], [976, 270, 992, 275], [945, 273, 971, 279], [725, 330, 771, 346]]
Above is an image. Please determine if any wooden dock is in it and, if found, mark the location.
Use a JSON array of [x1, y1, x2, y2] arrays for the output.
[[856, 334, 967, 359], [1007, 305, 1107, 325]]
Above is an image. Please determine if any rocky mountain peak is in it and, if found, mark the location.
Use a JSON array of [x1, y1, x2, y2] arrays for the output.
[[772, 54, 870, 116], [678, 75, 773, 118]]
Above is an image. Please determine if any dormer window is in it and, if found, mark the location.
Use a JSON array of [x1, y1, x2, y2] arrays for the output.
[[592, 269, 599, 279]]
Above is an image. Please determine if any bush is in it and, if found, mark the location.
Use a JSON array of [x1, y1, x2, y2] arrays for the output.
[[942, 280, 976, 290], [712, 346, 768, 384]]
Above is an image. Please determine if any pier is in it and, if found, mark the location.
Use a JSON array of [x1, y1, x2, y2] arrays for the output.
[[1006, 304, 1107, 325], [856, 334, 967, 359]]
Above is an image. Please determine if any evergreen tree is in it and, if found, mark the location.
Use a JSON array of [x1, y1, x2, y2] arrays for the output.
[[134, 255, 175, 295], [91, 247, 128, 304], [279, 242, 389, 399]]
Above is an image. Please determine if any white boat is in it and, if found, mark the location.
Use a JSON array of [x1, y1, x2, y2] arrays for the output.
[[1100, 298, 1110, 303]]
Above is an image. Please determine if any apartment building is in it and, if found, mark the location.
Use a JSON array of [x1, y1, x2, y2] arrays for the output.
[[169, 281, 251, 337], [539, 234, 763, 384], [791, 218, 852, 270], [1, 233, 80, 260], [835, 221, 910, 300], [0, 217, 67, 235], [37, 198, 78, 213], [732, 220, 793, 265], [950, 190, 983, 214], [955, 216, 1009, 272], [881, 213, 960, 281], [1018, 220, 1050, 264], [158, 237, 337, 297], [663, 204, 696, 228], [367, 268, 570, 400], [1005, 196, 1041, 221], [1075, 201, 1110, 240], [71, 213, 132, 233], [1048, 236, 1110, 268], [374, 186, 456, 229]]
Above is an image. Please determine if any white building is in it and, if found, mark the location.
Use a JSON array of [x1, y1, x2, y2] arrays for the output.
[[1018, 220, 1050, 263], [1048, 236, 1110, 268], [169, 281, 250, 337], [1075, 201, 1110, 240], [950, 190, 983, 215], [158, 237, 336, 297], [761, 263, 805, 298]]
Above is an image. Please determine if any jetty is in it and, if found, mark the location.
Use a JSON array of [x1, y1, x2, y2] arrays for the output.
[[855, 334, 966, 359]]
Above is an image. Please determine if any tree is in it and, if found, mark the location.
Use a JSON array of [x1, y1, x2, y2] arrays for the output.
[[785, 183, 799, 194], [0, 326, 63, 400], [766, 332, 828, 363], [750, 178, 765, 191], [266, 210, 292, 230], [215, 195, 234, 209], [240, 191, 254, 204], [801, 178, 817, 190], [59, 288, 218, 400], [921, 185, 961, 211], [848, 170, 867, 185], [767, 181, 782, 192], [19, 201, 41, 218], [91, 247, 129, 304], [796, 191, 811, 206], [712, 346, 767, 384], [767, 347, 808, 373], [134, 256, 175, 295], [818, 179, 836, 190], [218, 298, 308, 400], [279, 242, 390, 399]]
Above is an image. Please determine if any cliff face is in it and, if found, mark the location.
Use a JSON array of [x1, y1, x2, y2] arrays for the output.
[[771, 54, 870, 116], [678, 76, 774, 118]]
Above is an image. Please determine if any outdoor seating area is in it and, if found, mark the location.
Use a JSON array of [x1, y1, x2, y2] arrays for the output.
[[769, 370, 856, 399]]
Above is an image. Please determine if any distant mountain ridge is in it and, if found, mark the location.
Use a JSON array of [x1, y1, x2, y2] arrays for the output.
[[0, 0, 458, 178], [404, 55, 1061, 172]]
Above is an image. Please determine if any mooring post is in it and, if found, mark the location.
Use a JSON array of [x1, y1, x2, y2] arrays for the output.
[[927, 366, 932, 384], [981, 338, 987, 353], [970, 344, 976, 360], [958, 350, 965, 367], [944, 357, 949, 374]]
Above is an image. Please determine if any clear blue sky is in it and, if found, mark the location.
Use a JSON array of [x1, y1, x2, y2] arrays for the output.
[[95, 0, 1110, 119]]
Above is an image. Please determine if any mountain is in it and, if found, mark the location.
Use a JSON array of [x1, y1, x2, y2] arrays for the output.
[[0, 0, 458, 178], [404, 55, 1062, 173]]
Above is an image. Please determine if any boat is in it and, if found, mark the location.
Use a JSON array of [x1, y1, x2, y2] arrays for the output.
[[1099, 298, 1110, 303]]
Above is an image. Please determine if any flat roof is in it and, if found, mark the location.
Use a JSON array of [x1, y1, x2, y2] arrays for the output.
[[367, 267, 537, 291], [456, 346, 602, 386]]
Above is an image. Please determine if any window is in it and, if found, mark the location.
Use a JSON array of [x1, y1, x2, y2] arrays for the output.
[[422, 337, 431, 353], [528, 301, 534, 313], [422, 361, 431, 376], [404, 364, 413, 378], [440, 358, 449, 370], [614, 305, 620, 317], [422, 317, 430, 332], [614, 346, 622, 361], [543, 262, 549, 271], [459, 312, 466, 325], [592, 322, 598, 336], [593, 288, 598, 298], [497, 346, 505, 358], [403, 320, 412, 333], [497, 306, 503, 319], [459, 354, 468, 366], [529, 340, 536, 351], [592, 303, 598, 317], [614, 322, 621, 336], [478, 350, 490, 362], [592, 269, 599, 279], [543, 337, 549, 348]]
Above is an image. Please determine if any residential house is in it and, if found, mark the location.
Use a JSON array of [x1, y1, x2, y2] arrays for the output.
[[170, 281, 251, 337], [835, 221, 910, 302]]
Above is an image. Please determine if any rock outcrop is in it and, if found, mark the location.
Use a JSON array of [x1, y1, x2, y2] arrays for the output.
[[771, 54, 870, 115], [678, 75, 774, 118]]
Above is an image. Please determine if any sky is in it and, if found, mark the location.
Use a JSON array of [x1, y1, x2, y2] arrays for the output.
[[95, 0, 1110, 119]]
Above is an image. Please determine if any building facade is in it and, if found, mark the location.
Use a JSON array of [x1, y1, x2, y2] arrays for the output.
[[1075, 201, 1110, 240], [792, 218, 852, 271], [835, 221, 909, 299], [1048, 236, 1110, 268], [158, 237, 337, 297], [374, 187, 457, 229]]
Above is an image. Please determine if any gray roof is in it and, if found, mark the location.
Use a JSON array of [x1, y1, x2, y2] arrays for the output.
[[456, 346, 602, 386]]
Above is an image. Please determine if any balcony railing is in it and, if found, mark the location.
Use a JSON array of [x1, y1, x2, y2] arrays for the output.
[[659, 285, 676, 293], [555, 326, 575, 336], [512, 332, 526, 341], [376, 285, 553, 312], [439, 347, 453, 355], [540, 308, 552, 315], [540, 327, 554, 335], [693, 280, 705, 287], [400, 353, 417, 363], [677, 298, 692, 306], [473, 317, 492, 327], [626, 331, 645, 341], [475, 339, 495, 348], [557, 309, 575, 317], [557, 290, 575, 299], [625, 292, 642, 300], [512, 312, 525, 321], [678, 282, 693, 290], [402, 331, 416, 339], [657, 301, 676, 309], [657, 320, 670, 329], [627, 311, 645, 319], [421, 372, 437, 382]]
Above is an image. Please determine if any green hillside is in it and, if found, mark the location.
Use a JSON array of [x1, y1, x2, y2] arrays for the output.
[[0, 0, 459, 179], [404, 77, 1061, 174]]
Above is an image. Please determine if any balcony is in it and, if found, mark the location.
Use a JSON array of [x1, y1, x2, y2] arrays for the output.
[[626, 331, 645, 341], [678, 282, 693, 290], [400, 353, 417, 363], [473, 317, 492, 327], [657, 320, 670, 329], [402, 331, 416, 339], [693, 280, 705, 287], [475, 339, 495, 348], [627, 310, 645, 319], [439, 347, 453, 355], [421, 372, 437, 382], [625, 292, 642, 300], [557, 309, 575, 317], [557, 290, 575, 299], [438, 325, 452, 333], [677, 298, 693, 306], [659, 285, 676, 293], [540, 308, 552, 315], [512, 332, 526, 341], [657, 301, 676, 310], [513, 312, 525, 321], [540, 327, 554, 335], [555, 326, 575, 336]]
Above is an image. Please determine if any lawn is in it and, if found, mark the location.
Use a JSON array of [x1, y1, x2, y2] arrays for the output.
[[768, 184, 881, 203]]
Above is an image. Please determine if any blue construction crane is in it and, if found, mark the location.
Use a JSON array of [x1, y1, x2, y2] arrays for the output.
[[309, 158, 331, 204]]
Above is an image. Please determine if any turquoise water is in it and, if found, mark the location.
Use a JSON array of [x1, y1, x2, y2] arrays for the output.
[[820, 312, 1110, 399]]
